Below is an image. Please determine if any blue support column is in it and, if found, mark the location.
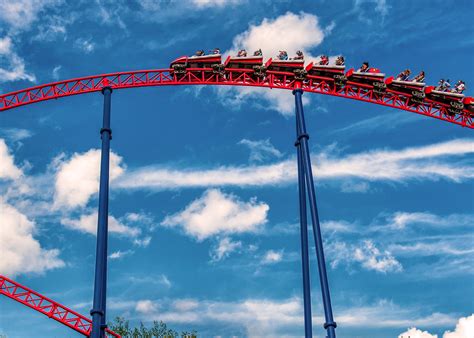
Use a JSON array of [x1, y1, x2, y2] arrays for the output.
[[295, 131, 313, 337], [293, 87, 337, 338], [91, 86, 112, 338]]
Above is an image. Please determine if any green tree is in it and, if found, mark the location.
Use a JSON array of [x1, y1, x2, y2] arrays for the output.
[[108, 316, 197, 338]]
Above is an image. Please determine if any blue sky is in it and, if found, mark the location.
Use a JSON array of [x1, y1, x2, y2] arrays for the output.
[[0, 0, 473, 337]]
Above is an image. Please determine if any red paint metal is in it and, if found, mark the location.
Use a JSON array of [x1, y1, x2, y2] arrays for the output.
[[0, 275, 120, 338], [0, 68, 472, 128]]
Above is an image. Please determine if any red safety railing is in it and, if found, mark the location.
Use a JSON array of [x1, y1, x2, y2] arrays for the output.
[[0, 68, 472, 128], [0, 275, 120, 337]]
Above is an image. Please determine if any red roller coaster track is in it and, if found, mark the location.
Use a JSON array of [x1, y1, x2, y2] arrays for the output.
[[0, 275, 120, 337], [0, 68, 472, 128]]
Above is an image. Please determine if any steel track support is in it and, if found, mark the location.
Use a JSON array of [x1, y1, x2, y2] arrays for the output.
[[295, 130, 313, 337], [91, 86, 113, 338], [293, 86, 337, 338]]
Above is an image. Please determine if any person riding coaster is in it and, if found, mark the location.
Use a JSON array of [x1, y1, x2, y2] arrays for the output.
[[211, 48, 220, 55], [358, 62, 369, 73], [278, 50, 288, 60], [253, 49, 262, 56], [194, 50, 205, 57], [436, 79, 451, 92], [453, 80, 466, 94], [412, 71, 425, 83], [237, 49, 247, 57], [319, 55, 329, 65], [396, 69, 411, 81], [335, 56, 345, 66], [293, 50, 304, 60]]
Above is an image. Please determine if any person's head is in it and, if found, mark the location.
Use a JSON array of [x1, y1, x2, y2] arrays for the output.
[[406, 69, 411, 74], [296, 50, 303, 56], [362, 62, 369, 68]]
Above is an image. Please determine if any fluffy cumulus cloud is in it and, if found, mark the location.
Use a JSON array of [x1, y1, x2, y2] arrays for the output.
[[0, 138, 23, 180], [54, 149, 125, 209], [0, 36, 35, 83], [116, 139, 474, 191], [398, 328, 438, 338], [218, 11, 331, 115], [0, 199, 64, 277], [61, 211, 141, 237], [161, 189, 269, 241], [328, 240, 403, 273], [399, 314, 474, 338], [261, 249, 283, 264]]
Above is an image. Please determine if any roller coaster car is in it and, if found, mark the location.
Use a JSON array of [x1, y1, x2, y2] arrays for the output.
[[305, 62, 346, 85], [224, 56, 263, 69], [346, 68, 386, 94], [265, 58, 305, 73], [425, 86, 465, 114], [170, 54, 223, 74], [224, 55, 266, 78], [463, 97, 474, 115], [385, 77, 426, 104]]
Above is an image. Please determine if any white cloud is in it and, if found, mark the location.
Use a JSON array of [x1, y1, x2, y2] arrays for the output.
[[109, 250, 134, 260], [210, 237, 242, 262], [0, 199, 64, 277], [398, 314, 474, 338], [399, 328, 438, 338], [261, 250, 283, 264], [389, 212, 474, 230], [0, 0, 62, 31], [135, 300, 158, 314], [54, 149, 125, 209], [0, 139, 23, 180], [328, 240, 403, 273], [61, 211, 141, 237], [116, 139, 474, 191], [0, 129, 34, 143], [0, 36, 35, 83], [444, 314, 474, 338], [74, 37, 95, 53], [52, 65, 62, 80], [238, 138, 283, 162], [110, 296, 457, 336], [161, 189, 269, 241], [191, 0, 242, 8]]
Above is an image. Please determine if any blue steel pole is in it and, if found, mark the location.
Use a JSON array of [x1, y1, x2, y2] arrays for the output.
[[90, 86, 112, 338], [293, 86, 337, 338], [295, 130, 313, 337]]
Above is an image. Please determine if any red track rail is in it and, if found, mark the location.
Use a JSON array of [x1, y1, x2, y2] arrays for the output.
[[0, 275, 120, 337], [0, 68, 472, 128]]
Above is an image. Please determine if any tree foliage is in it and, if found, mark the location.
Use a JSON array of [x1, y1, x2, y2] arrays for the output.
[[108, 317, 197, 338]]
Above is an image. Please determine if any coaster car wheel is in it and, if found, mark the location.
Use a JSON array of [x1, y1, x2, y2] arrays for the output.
[[253, 65, 266, 78], [450, 100, 464, 110], [294, 69, 307, 81], [172, 64, 187, 74], [212, 64, 225, 75], [412, 91, 425, 99]]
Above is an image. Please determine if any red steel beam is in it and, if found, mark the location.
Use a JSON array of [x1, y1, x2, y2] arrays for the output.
[[0, 275, 120, 338], [0, 68, 472, 128]]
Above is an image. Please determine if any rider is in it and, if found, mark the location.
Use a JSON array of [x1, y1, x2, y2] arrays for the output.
[[195, 50, 205, 56], [278, 50, 288, 60], [237, 49, 247, 57], [358, 62, 369, 72], [436, 79, 451, 92], [335, 56, 345, 66], [453, 80, 466, 94], [293, 50, 304, 60], [412, 71, 425, 83], [396, 69, 411, 81], [253, 49, 262, 56], [211, 48, 220, 54], [319, 55, 329, 65]]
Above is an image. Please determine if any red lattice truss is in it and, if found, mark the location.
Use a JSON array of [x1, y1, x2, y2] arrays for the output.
[[0, 275, 120, 337], [0, 68, 472, 128]]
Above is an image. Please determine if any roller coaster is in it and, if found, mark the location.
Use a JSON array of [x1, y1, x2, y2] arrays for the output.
[[0, 51, 472, 338]]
